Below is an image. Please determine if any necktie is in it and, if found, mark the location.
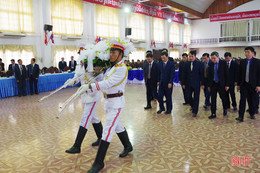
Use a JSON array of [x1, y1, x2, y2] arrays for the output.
[[72, 61, 74, 68], [163, 62, 166, 69], [214, 63, 219, 82], [20, 66, 22, 75], [245, 60, 250, 82], [148, 63, 151, 79], [191, 62, 193, 71], [204, 62, 207, 78]]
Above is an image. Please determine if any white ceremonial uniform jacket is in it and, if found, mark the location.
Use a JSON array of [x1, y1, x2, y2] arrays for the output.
[[74, 72, 103, 104], [87, 60, 128, 110]]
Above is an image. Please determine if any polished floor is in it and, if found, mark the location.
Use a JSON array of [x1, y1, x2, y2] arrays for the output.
[[0, 84, 259, 173]]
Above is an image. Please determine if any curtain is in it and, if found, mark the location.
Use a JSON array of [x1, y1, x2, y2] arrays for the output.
[[129, 48, 145, 61], [221, 20, 249, 37], [96, 5, 119, 38], [152, 17, 165, 43], [252, 19, 260, 36], [51, 0, 83, 36], [0, 0, 34, 33], [0, 45, 36, 70], [169, 49, 180, 59], [183, 24, 191, 44], [169, 22, 180, 44], [51, 45, 78, 67], [127, 13, 146, 41]]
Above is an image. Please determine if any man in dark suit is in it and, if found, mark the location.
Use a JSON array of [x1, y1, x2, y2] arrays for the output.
[[157, 49, 175, 114], [236, 47, 260, 122], [15, 59, 27, 96], [143, 52, 159, 109], [59, 57, 67, 72], [69, 56, 77, 72], [0, 58, 4, 71], [224, 52, 239, 111], [202, 53, 213, 109], [179, 53, 188, 105], [208, 52, 230, 119], [8, 59, 16, 75], [27, 58, 40, 95], [183, 51, 204, 117]]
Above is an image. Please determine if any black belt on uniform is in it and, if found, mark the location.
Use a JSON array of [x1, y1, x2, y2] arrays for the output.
[[104, 92, 123, 99]]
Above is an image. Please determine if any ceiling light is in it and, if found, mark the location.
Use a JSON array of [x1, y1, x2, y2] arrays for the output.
[[167, 19, 172, 23], [124, 7, 130, 13]]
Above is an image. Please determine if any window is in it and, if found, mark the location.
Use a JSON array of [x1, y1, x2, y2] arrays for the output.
[[183, 25, 191, 44], [252, 19, 260, 36], [0, 0, 34, 33], [152, 17, 165, 43], [221, 20, 249, 37], [169, 22, 180, 44], [51, 0, 83, 36], [0, 45, 36, 70], [96, 5, 120, 38], [52, 45, 78, 67], [127, 13, 146, 40], [169, 49, 180, 59], [129, 48, 145, 62]]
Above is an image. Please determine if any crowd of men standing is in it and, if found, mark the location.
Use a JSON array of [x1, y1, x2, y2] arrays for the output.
[[143, 46, 260, 122]]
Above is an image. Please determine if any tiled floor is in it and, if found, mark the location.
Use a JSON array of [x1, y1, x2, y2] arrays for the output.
[[0, 84, 259, 173]]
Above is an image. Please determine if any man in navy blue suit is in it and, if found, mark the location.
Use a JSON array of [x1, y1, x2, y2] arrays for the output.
[[157, 49, 175, 114], [183, 50, 204, 117], [179, 53, 189, 105], [15, 59, 27, 97], [28, 58, 40, 95]]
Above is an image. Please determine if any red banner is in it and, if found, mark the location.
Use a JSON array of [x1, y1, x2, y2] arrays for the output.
[[210, 10, 260, 22], [82, 0, 184, 24]]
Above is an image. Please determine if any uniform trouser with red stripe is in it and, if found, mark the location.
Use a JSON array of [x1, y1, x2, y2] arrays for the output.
[[102, 108, 125, 142], [80, 102, 101, 129]]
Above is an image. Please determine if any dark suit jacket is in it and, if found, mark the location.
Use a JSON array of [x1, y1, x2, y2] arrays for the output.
[[27, 64, 40, 79], [178, 61, 186, 83], [15, 64, 27, 80], [238, 58, 260, 88], [227, 59, 239, 85], [202, 60, 213, 86], [208, 60, 230, 88], [0, 63, 4, 71], [59, 61, 67, 71], [69, 60, 77, 71], [183, 60, 204, 88], [143, 60, 159, 84], [158, 60, 175, 86]]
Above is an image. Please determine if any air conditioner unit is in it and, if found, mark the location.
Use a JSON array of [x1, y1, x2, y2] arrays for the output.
[[0, 32, 26, 38], [61, 35, 82, 40]]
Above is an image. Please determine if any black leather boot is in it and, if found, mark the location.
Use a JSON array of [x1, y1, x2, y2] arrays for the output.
[[87, 140, 110, 173], [65, 126, 87, 154], [92, 122, 103, 146], [117, 130, 133, 157]]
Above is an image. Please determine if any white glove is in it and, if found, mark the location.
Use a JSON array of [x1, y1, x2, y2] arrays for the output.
[[64, 79, 75, 86], [76, 84, 90, 96]]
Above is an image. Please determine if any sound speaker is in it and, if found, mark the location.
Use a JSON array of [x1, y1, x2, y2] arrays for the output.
[[44, 24, 53, 32], [125, 28, 132, 36]]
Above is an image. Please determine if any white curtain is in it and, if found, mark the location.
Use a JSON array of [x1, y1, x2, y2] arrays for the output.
[[169, 22, 180, 44], [183, 25, 191, 44], [51, 45, 78, 67], [152, 17, 165, 43], [127, 13, 146, 41], [0, 0, 34, 33], [252, 19, 260, 36], [169, 49, 180, 59], [221, 20, 249, 37], [96, 5, 120, 38], [51, 0, 83, 36], [129, 48, 145, 61]]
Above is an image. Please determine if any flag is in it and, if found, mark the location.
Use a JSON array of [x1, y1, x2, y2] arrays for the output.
[[50, 33, 54, 44], [44, 32, 47, 45], [169, 42, 174, 48], [96, 36, 101, 43], [151, 40, 156, 47], [184, 44, 187, 48]]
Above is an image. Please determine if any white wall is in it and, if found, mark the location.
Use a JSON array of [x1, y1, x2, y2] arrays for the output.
[[0, 0, 191, 68]]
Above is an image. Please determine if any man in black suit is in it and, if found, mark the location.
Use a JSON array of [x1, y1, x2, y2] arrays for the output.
[[15, 59, 27, 96], [157, 49, 175, 114], [8, 59, 16, 75], [253, 51, 259, 114], [69, 56, 77, 72], [224, 52, 239, 111], [27, 58, 40, 95], [179, 53, 188, 105], [0, 58, 4, 71], [143, 52, 159, 109], [59, 57, 67, 72], [183, 51, 204, 117], [208, 52, 230, 119], [202, 53, 213, 109], [236, 47, 260, 122]]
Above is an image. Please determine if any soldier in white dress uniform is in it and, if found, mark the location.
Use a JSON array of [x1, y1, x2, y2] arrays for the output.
[[64, 62, 104, 154], [77, 41, 133, 173]]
